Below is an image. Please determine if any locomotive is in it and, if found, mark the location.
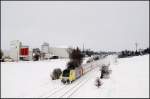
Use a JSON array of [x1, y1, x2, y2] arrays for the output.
[[61, 66, 83, 84]]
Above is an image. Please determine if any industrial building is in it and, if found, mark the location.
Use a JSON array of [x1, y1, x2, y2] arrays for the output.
[[49, 47, 69, 58], [8, 40, 70, 61], [9, 40, 30, 61], [20, 45, 29, 61], [41, 42, 69, 59]]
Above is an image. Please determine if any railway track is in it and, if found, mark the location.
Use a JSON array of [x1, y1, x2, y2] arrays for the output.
[[39, 83, 67, 98], [59, 78, 89, 98], [49, 78, 87, 98]]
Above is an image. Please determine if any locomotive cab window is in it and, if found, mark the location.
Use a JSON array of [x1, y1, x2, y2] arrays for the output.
[[62, 69, 70, 77]]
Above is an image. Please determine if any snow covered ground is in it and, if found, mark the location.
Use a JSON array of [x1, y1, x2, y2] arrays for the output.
[[1, 59, 69, 98], [1, 55, 149, 98], [72, 55, 149, 98]]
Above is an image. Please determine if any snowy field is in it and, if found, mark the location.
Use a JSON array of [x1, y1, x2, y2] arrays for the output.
[[1, 55, 149, 98]]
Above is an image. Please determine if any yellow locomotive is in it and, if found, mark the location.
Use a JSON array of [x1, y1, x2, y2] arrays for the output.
[[61, 66, 83, 84]]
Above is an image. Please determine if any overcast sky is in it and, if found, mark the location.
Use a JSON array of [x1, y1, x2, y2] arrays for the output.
[[1, 1, 149, 52]]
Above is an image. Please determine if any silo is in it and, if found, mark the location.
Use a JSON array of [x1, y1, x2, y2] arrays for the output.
[[41, 42, 50, 59]]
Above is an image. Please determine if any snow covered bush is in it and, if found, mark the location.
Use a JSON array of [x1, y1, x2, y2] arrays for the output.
[[95, 77, 102, 88], [100, 65, 112, 79], [51, 68, 62, 80]]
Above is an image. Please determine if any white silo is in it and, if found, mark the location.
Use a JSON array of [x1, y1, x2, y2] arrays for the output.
[[41, 42, 50, 59]]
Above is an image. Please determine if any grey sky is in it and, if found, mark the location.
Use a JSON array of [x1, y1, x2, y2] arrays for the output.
[[1, 1, 149, 52]]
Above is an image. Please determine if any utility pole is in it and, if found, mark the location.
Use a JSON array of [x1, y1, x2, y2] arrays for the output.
[[135, 42, 138, 52], [83, 44, 84, 52]]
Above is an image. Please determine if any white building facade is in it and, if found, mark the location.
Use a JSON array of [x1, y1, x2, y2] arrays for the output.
[[49, 47, 69, 58], [9, 40, 22, 61]]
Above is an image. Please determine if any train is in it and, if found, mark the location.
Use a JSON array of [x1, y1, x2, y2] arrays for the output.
[[61, 56, 101, 84]]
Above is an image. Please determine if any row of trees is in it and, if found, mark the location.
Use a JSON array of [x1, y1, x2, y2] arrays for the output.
[[82, 49, 117, 57], [82, 49, 98, 57], [118, 47, 150, 58]]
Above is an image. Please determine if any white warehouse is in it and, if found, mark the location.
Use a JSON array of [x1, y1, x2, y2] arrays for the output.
[[49, 47, 69, 58]]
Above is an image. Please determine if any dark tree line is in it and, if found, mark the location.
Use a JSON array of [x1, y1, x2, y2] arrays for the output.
[[82, 49, 98, 57], [143, 47, 150, 54], [118, 47, 150, 58], [82, 49, 116, 58]]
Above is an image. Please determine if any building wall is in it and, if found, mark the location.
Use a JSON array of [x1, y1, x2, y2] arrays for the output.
[[3, 50, 10, 57], [20, 46, 29, 60], [9, 40, 21, 61], [28, 50, 33, 60], [49, 47, 69, 58]]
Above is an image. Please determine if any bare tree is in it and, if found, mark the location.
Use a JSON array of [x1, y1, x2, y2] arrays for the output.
[[67, 47, 83, 69], [95, 77, 102, 88]]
